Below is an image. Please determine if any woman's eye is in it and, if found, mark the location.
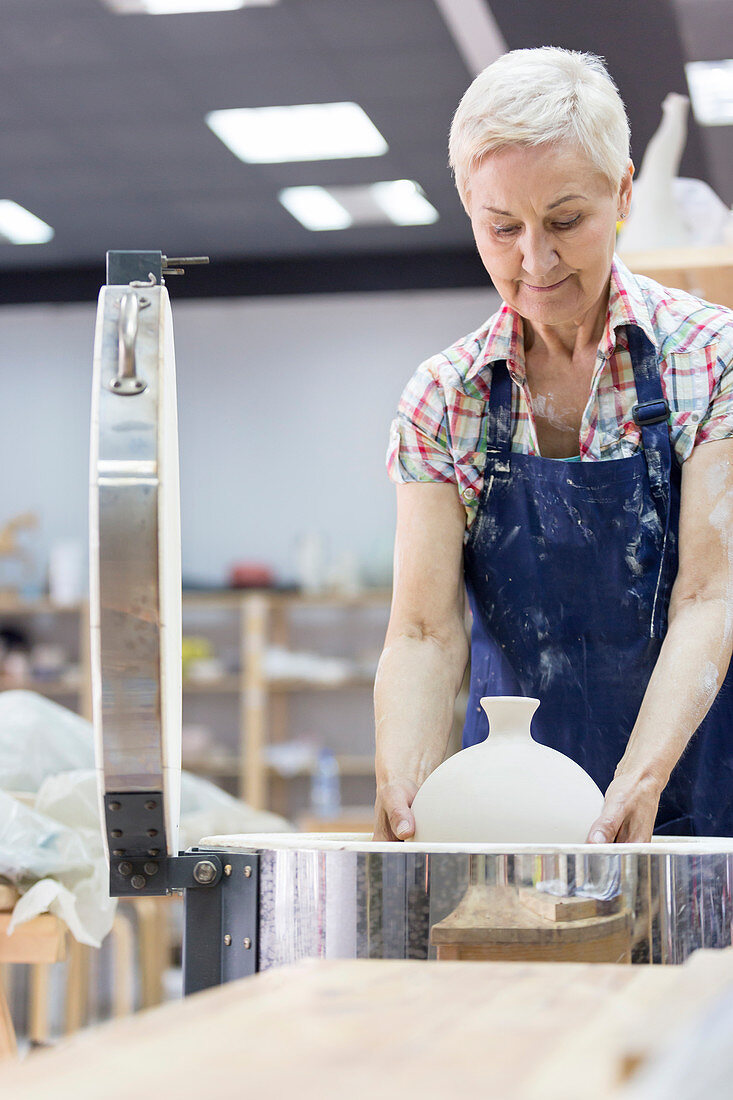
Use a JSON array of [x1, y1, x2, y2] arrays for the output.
[[493, 225, 519, 236], [553, 216, 581, 230]]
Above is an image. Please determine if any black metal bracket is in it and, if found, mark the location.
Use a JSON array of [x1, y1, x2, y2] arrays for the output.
[[105, 791, 225, 897], [105, 249, 210, 287], [106, 250, 163, 286], [183, 850, 260, 995]]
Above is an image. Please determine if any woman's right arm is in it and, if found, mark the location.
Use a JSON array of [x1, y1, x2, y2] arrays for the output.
[[373, 480, 470, 841]]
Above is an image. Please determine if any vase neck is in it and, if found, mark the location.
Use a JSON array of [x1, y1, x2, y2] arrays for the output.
[[479, 696, 540, 739]]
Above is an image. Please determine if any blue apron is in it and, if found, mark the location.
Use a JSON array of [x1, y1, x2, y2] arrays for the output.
[[462, 324, 733, 836]]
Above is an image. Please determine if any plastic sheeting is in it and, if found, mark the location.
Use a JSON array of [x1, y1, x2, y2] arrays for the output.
[[0, 691, 291, 946]]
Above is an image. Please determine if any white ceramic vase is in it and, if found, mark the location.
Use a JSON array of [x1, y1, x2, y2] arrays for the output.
[[411, 696, 604, 844]]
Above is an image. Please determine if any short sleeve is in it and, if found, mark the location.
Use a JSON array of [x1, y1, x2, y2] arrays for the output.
[[695, 328, 733, 447], [386, 360, 456, 485]]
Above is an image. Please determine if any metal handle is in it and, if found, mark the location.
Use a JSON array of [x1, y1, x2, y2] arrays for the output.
[[108, 292, 147, 395]]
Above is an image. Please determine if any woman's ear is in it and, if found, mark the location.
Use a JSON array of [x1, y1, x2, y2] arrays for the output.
[[618, 160, 634, 219]]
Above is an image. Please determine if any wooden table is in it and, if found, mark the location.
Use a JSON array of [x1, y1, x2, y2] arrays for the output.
[[3, 949, 733, 1099]]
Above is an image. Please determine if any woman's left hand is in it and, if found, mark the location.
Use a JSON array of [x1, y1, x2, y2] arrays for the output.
[[586, 772, 663, 843]]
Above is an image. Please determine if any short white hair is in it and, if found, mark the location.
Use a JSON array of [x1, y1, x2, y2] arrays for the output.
[[449, 47, 631, 212]]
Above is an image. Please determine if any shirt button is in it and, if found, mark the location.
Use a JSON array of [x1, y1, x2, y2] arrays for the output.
[[464, 487, 476, 501]]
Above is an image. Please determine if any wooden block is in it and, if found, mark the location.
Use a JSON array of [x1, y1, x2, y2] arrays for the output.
[[517, 887, 621, 922], [436, 928, 631, 964], [0, 913, 66, 964], [431, 884, 631, 956]]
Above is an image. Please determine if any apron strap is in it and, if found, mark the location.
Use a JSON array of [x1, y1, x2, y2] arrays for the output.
[[626, 324, 676, 637], [485, 361, 513, 474]]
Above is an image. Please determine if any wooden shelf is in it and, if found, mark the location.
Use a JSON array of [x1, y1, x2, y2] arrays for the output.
[[266, 674, 375, 693], [0, 599, 86, 616], [182, 755, 240, 777], [266, 754, 375, 780], [182, 676, 241, 694], [0, 678, 81, 695]]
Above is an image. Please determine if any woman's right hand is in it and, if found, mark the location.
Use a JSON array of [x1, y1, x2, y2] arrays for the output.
[[373, 779, 419, 841]]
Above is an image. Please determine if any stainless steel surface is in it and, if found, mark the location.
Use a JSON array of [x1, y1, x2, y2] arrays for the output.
[[90, 280, 182, 856], [202, 834, 733, 967]]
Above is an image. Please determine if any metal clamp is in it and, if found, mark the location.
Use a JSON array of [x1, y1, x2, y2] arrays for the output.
[[107, 291, 149, 396]]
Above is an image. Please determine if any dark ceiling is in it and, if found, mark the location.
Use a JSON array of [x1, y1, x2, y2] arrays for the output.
[[0, 0, 730, 302]]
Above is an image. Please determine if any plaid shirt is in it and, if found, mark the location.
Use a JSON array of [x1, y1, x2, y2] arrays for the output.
[[387, 256, 733, 526]]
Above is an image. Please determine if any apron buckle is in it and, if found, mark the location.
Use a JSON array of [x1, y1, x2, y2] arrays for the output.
[[633, 400, 669, 427]]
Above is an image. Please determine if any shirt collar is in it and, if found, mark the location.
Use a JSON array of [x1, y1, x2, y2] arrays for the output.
[[468, 300, 527, 385], [467, 253, 659, 384], [602, 254, 658, 356]]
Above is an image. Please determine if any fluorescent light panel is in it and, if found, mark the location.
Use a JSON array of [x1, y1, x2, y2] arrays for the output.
[[206, 102, 388, 163], [0, 201, 54, 245], [685, 60, 733, 125], [279, 187, 352, 232], [279, 181, 439, 232], [102, 0, 277, 13], [371, 180, 439, 226]]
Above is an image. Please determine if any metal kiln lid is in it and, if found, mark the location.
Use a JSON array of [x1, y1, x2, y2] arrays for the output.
[[197, 831, 733, 856], [90, 259, 183, 864]]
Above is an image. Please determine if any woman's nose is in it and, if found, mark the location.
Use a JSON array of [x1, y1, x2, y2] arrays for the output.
[[519, 230, 558, 279]]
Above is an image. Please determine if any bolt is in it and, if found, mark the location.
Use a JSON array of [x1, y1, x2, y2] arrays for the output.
[[145, 800, 157, 811], [131, 875, 146, 890], [108, 801, 121, 812], [224, 864, 232, 877], [111, 829, 122, 839], [193, 859, 218, 885], [113, 849, 124, 858], [143, 862, 159, 876], [244, 865, 252, 878], [147, 829, 158, 838], [243, 938, 252, 950], [118, 861, 132, 876], [147, 848, 160, 857], [224, 934, 232, 947]]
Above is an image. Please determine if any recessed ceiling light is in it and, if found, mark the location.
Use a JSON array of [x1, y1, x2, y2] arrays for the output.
[[0, 201, 54, 245], [370, 180, 439, 226], [279, 181, 439, 231], [206, 103, 388, 163], [279, 187, 352, 232], [101, 0, 277, 12], [685, 60, 733, 125]]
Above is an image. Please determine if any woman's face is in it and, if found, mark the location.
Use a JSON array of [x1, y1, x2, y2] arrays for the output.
[[467, 144, 632, 333]]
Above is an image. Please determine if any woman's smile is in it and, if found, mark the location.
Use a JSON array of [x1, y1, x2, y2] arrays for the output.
[[522, 275, 573, 292]]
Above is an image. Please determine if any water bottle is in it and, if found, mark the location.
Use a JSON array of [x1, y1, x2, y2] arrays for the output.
[[310, 748, 341, 818]]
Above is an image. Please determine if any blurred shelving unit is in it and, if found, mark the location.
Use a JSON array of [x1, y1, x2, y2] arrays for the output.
[[0, 597, 92, 720], [0, 589, 389, 820], [240, 589, 388, 814], [181, 588, 389, 816]]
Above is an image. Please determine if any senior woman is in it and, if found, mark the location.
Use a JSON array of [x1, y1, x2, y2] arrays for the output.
[[374, 47, 733, 843]]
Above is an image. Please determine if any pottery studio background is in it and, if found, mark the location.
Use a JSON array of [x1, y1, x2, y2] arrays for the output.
[[0, 0, 732, 822]]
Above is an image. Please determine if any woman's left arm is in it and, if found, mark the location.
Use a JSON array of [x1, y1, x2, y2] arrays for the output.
[[588, 437, 733, 843]]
